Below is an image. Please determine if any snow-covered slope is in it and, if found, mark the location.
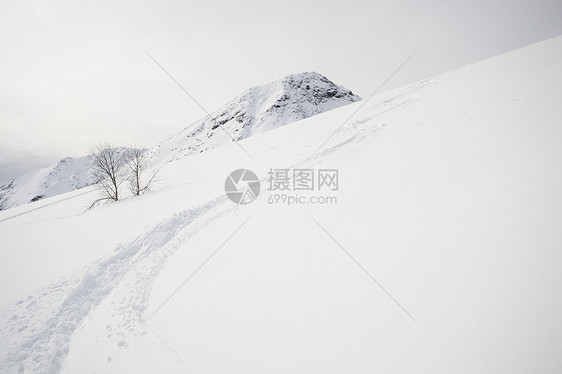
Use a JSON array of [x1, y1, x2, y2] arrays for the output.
[[1, 36, 561, 374], [0, 155, 94, 211], [0, 148, 133, 211], [146, 72, 361, 165], [0, 73, 359, 211]]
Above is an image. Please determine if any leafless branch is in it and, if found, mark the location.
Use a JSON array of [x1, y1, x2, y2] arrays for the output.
[[88, 142, 128, 208]]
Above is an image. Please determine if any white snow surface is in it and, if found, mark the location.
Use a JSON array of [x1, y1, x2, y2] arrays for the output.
[[0, 36, 561, 373], [0, 72, 360, 212], [145, 71, 361, 166], [0, 148, 134, 212], [0, 156, 93, 211]]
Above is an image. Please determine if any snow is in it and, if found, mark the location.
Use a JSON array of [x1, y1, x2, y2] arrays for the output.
[[145, 71, 361, 166], [0, 148, 134, 212], [0, 156, 93, 211], [0, 73, 359, 212], [1, 35, 562, 373]]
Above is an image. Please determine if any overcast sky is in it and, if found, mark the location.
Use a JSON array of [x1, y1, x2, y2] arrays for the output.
[[1, 0, 561, 185]]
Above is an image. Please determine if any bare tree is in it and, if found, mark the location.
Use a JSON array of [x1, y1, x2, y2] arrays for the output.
[[126, 147, 157, 196], [88, 143, 128, 208]]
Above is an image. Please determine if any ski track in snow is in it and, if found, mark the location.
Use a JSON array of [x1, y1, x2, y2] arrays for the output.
[[0, 190, 94, 224], [309, 78, 432, 160], [0, 195, 237, 374], [0, 78, 429, 374]]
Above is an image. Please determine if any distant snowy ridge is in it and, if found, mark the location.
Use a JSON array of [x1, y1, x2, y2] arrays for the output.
[[0, 148, 132, 211], [146, 71, 361, 165], [0, 72, 360, 211]]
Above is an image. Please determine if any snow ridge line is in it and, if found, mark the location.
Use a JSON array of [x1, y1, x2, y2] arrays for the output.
[[1, 195, 235, 374]]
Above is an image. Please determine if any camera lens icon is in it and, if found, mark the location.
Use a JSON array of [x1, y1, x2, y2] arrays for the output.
[[224, 169, 260, 204]]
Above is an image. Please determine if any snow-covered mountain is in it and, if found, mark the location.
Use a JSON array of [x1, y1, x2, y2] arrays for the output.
[[0, 155, 93, 211], [0, 148, 133, 211], [146, 72, 361, 165], [0, 72, 360, 211], [1, 36, 561, 373]]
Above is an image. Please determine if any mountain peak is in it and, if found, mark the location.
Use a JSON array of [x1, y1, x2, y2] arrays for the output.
[[0, 73, 360, 210], [149, 72, 361, 165], [278, 71, 356, 97], [0, 147, 137, 211]]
